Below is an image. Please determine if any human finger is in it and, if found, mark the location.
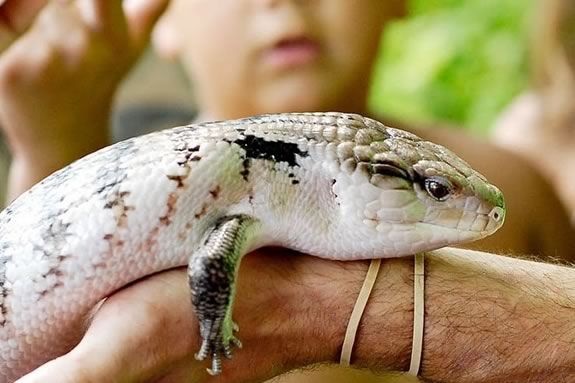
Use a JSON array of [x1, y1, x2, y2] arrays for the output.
[[0, 0, 47, 51], [16, 269, 202, 383], [124, 0, 170, 48], [0, 0, 47, 33], [76, 0, 127, 35]]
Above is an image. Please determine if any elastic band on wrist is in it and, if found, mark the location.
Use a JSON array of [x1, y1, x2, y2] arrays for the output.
[[340, 258, 381, 367], [339, 254, 426, 375], [408, 252, 425, 376]]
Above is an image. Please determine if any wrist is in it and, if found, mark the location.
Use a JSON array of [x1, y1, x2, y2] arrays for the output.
[[228, 251, 372, 380], [274, 254, 415, 373], [352, 257, 414, 372], [9, 128, 109, 164], [7, 131, 109, 201]]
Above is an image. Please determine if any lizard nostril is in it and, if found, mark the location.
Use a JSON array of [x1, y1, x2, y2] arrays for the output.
[[489, 206, 505, 223]]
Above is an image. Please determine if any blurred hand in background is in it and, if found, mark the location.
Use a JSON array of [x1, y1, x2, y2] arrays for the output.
[[0, 0, 169, 201]]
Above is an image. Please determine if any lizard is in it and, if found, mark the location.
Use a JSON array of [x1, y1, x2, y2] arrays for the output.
[[0, 112, 505, 381]]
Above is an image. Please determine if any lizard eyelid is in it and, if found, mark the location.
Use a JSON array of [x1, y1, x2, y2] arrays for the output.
[[370, 163, 410, 180]]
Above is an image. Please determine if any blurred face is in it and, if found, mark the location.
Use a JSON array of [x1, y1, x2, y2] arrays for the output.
[[156, 0, 405, 120]]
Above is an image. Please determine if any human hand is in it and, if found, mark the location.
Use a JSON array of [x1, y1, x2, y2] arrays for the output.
[[16, 250, 371, 383], [15, 247, 575, 383], [0, 0, 46, 52], [0, 0, 169, 200]]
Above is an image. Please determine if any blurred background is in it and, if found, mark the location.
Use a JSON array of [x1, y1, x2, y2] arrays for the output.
[[117, 0, 534, 137], [370, 0, 532, 135]]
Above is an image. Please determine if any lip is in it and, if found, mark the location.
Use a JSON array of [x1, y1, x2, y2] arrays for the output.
[[262, 36, 320, 70]]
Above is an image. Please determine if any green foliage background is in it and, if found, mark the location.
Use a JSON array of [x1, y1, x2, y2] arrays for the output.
[[369, 0, 535, 134]]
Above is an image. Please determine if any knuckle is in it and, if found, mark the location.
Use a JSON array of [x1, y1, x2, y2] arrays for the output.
[[0, 59, 21, 88], [67, 28, 93, 55], [0, 44, 54, 88]]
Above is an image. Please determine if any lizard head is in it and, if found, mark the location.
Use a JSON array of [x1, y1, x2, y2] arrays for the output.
[[331, 116, 505, 256]]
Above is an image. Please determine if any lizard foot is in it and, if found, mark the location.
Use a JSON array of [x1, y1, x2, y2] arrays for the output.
[[195, 319, 242, 375], [188, 215, 258, 375]]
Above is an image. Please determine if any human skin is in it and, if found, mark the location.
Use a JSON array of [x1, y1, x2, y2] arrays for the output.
[[153, 0, 405, 120], [0, 0, 169, 199], [15, 247, 575, 383], [1, 2, 574, 380]]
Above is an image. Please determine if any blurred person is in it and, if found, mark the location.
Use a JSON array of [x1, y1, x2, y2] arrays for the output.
[[1, 0, 575, 381], [494, 0, 575, 221], [0, 0, 572, 258]]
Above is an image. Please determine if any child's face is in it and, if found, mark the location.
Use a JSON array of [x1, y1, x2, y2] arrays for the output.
[[157, 0, 405, 119]]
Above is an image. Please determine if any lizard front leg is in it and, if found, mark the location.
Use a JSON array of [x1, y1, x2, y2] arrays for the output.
[[188, 214, 260, 375]]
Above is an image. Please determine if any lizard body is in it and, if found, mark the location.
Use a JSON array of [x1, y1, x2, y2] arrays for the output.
[[0, 112, 505, 380]]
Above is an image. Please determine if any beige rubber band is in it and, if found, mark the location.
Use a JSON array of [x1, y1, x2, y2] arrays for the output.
[[408, 252, 425, 375], [340, 258, 381, 367], [340, 254, 425, 372]]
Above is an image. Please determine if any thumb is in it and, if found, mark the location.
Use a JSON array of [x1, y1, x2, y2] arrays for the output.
[[15, 269, 198, 383], [124, 0, 170, 49]]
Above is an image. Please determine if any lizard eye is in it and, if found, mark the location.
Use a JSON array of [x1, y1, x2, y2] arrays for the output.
[[424, 177, 452, 201]]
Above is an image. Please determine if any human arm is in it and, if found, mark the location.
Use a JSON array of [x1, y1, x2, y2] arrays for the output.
[[17, 247, 575, 383], [0, 0, 169, 201]]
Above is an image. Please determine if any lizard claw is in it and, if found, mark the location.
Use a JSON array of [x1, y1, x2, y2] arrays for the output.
[[231, 335, 242, 349], [194, 339, 211, 361], [207, 352, 222, 375], [197, 338, 241, 375], [195, 319, 242, 374], [223, 344, 233, 359]]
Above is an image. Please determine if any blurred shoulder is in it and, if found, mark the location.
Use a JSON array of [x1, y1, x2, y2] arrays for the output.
[[492, 91, 543, 145]]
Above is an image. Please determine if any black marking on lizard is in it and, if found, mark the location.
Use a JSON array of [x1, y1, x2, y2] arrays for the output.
[[175, 143, 202, 166], [330, 179, 340, 206], [231, 134, 309, 167], [25, 138, 139, 298], [240, 158, 250, 181], [226, 134, 309, 183], [104, 191, 131, 208], [30, 220, 74, 299], [0, 255, 8, 326]]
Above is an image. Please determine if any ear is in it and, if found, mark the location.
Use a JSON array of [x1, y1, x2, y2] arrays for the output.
[[151, 12, 180, 61]]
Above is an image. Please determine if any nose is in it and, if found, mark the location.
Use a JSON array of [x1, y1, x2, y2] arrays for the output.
[[483, 184, 506, 232], [488, 206, 505, 224]]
